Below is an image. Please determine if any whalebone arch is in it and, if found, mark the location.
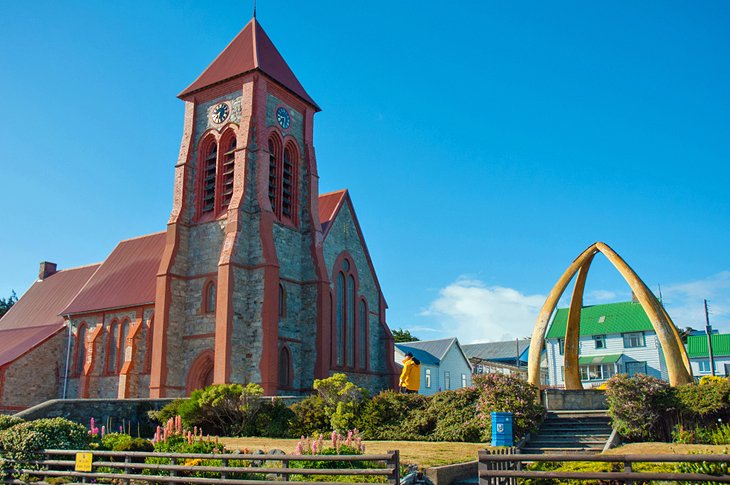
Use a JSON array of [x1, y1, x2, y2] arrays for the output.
[[527, 242, 693, 389]]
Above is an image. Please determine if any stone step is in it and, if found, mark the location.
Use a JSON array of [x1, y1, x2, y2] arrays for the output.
[[532, 434, 610, 441], [520, 446, 603, 454]]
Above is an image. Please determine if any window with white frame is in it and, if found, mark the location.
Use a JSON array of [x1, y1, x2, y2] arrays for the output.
[[579, 364, 615, 381], [594, 335, 606, 349], [425, 368, 431, 388], [698, 360, 711, 373], [444, 371, 451, 390], [623, 332, 645, 348], [558, 338, 565, 355], [461, 373, 466, 388]]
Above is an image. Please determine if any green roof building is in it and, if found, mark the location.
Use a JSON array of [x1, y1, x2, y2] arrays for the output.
[[545, 301, 670, 387], [686, 333, 730, 377]]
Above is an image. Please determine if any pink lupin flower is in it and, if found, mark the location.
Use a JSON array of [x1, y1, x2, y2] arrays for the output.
[[346, 430, 352, 447], [119, 425, 123, 433], [101, 426, 106, 438], [331, 430, 337, 448], [295, 441, 303, 455]]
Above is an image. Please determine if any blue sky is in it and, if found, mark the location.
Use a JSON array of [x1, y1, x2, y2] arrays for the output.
[[1, 1, 728, 343]]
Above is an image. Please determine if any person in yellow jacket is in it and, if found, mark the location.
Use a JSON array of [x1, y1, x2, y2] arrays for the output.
[[399, 352, 421, 394]]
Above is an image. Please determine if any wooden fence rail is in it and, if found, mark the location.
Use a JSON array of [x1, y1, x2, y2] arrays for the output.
[[478, 450, 730, 484], [1, 449, 400, 485]]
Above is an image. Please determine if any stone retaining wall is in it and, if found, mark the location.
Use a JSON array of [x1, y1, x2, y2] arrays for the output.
[[543, 389, 607, 410]]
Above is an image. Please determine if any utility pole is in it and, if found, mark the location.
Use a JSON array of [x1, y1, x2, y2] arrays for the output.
[[705, 299, 716, 376]]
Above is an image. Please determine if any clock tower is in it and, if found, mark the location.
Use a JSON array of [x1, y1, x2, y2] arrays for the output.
[[150, 17, 331, 397]]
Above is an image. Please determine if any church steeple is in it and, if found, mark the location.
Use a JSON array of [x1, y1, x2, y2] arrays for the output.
[[179, 18, 319, 110]]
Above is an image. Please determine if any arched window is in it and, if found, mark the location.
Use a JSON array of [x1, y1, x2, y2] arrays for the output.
[[346, 275, 355, 367], [143, 317, 154, 374], [335, 272, 345, 366], [279, 283, 286, 318], [278, 347, 291, 387], [268, 137, 280, 214], [75, 324, 87, 375], [107, 321, 119, 374], [282, 145, 296, 221], [359, 299, 368, 369], [118, 319, 130, 372], [221, 136, 236, 209], [204, 282, 216, 314], [201, 140, 218, 214]]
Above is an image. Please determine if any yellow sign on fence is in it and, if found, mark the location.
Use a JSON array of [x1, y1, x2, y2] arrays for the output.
[[75, 452, 93, 472]]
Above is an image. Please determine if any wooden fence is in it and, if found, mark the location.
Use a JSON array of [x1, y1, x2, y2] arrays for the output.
[[1, 449, 400, 484], [478, 450, 730, 484]]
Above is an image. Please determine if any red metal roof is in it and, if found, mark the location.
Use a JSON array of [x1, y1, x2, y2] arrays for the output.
[[0, 264, 99, 367], [63, 232, 166, 315], [0, 325, 64, 367], [0, 264, 99, 331], [318, 189, 347, 234], [179, 18, 319, 110]]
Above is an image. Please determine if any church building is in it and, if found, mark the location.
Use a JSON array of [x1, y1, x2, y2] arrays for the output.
[[0, 18, 397, 411]]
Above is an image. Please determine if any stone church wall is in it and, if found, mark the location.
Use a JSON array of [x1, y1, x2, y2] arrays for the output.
[[323, 203, 391, 392], [1, 330, 66, 410]]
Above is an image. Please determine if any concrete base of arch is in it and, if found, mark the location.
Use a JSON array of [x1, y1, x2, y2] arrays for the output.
[[528, 242, 693, 390]]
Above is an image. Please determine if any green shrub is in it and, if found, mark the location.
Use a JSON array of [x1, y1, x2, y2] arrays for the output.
[[356, 390, 429, 440], [152, 398, 187, 425], [605, 373, 677, 442], [425, 387, 482, 442], [114, 437, 154, 452], [674, 422, 730, 445], [99, 432, 132, 451], [676, 378, 730, 421], [257, 398, 295, 438], [474, 373, 543, 440], [313, 373, 367, 432], [676, 450, 730, 484], [290, 395, 330, 436], [0, 415, 23, 432]]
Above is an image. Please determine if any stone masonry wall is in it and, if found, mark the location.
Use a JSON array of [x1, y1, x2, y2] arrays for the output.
[[1, 331, 66, 409]]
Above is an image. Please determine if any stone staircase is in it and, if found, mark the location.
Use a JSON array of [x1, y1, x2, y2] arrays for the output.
[[521, 410, 612, 454]]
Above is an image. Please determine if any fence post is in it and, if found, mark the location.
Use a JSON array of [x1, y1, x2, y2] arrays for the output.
[[388, 450, 400, 485], [624, 459, 634, 485], [169, 457, 176, 477], [221, 457, 228, 480], [124, 454, 131, 485], [282, 458, 289, 481], [478, 449, 488, 485]]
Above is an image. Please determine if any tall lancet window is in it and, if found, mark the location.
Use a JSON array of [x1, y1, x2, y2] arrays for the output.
[[76, 324, 87, 375], [268, 136, 281, 213], [282, 145, 295, 220], [335, 272, 345, 366], [221, 135, 236, 209], [201, 140, 218, 214]]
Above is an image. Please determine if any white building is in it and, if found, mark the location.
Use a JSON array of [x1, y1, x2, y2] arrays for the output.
[[394, 338, 473, 396], [686, 333, 730, 378], [545, 301, 670, 388]]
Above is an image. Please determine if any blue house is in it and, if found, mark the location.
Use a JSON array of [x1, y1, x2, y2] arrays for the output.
[[394, 338, 473, 396]]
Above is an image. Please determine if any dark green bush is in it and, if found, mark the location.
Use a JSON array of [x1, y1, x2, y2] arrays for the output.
[[356, 390, 429, 440], [425, 387, 482, 442], [605, 373, 677, 442], [474, 373, 543, 440], [676, 378, 730, 422], [0, 415, 23, 432], [152, 398, 187, 425], [290, 395, 330, 437], [114, 437, 154, 452], [257, 398, 295, 438]]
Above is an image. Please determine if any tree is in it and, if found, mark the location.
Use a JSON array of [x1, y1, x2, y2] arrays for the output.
[[392, 328, 419, 343], [0, 291, 17, 319], [678, 326, 697, 343]]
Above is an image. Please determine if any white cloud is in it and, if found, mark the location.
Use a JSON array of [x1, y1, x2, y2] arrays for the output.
[[420, 277, 545, 344], [661, 271, 730, 330], [586, 289, 619, 302]]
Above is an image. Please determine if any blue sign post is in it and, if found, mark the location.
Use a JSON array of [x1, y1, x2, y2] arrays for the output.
[[491, 412, 513, 447]]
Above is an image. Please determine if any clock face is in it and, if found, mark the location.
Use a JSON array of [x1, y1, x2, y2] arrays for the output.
[[211, 103, 230, 124], [276, 107, 291, 129]]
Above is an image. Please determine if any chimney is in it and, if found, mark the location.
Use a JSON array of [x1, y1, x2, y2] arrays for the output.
[[39, 261, 57, 280]]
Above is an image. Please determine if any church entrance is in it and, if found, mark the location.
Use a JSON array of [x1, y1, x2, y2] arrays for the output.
[[186, 350, 214, 394]]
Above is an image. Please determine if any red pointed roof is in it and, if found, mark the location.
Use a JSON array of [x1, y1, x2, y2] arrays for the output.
[[0, 264, 100, 366], [179, 18, 319, 110], [63, 232, 166, 315], [318, 189, 348, 235]]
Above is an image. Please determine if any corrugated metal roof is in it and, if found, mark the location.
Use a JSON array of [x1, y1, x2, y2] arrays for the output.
[[179, 18, 319, 110], [398, 338, 457, 361], [395, 344, 439, 366], [462, 339, 530, 361], [546, 301, 655, 339], [687, 333, 730, 358], [318, 189, 347, 235], [0, 264, 100, 331], [63, 232, 166, 315], [0, 325, 64, 367], [578, 354, 622, 365]]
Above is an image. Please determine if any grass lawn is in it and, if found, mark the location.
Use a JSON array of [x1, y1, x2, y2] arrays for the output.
[[219, 437, 486, 467], [604, 442, 730, 455]]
